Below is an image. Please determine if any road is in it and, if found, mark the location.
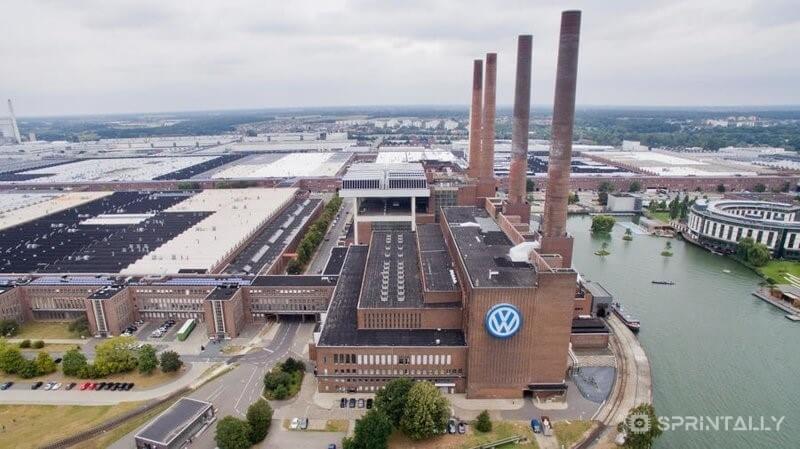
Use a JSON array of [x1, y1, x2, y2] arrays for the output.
[[306, 197, 352, 275], [109, 318, 307, 449]]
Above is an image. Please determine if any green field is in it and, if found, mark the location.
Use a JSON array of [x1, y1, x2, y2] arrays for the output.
[[647, 211, 672, 223], [15, 322, 82, 340], [553, 420, 593, 448], [757, 259, 800, 284]]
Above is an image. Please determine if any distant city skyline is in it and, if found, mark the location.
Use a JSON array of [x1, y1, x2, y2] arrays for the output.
[[2, 0, 799, 116]]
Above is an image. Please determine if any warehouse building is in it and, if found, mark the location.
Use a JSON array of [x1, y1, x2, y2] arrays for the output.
[[135, 398, 215, 449]]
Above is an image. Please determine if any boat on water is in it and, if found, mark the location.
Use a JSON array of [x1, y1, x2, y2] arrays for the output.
[[722, 269, 731, 274], [611, 302, 641, 333], [651, 280, 675, 285], [786, 314, 800, 322]]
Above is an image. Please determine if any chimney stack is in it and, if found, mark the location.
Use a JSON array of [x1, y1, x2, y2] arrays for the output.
[[478, 53, 497, 197], [542, 11, 581, 239], [508, 35, 533, 206], [7, 99, 21, 144], [467, 59, 483, 178]]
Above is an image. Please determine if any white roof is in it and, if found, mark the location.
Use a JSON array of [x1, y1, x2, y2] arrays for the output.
[[0, 191, 111, 231], [212, 153, 349, 178], [13, 157, 216, 183]]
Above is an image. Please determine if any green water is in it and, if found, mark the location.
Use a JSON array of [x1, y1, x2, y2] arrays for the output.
[[568, 216, 799, 449]]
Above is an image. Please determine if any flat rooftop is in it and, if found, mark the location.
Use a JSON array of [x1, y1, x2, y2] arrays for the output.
[[323, 246, 348, 276], [87, 285, 125, 300], [250, 275, 337, 287], [416, 224, 459, 292], [206, 285, 239, 300], [318, 246, 465, 347], [359, 231, 423, 309], [136, 397, 212, 444], [442, 206, 537, 288]]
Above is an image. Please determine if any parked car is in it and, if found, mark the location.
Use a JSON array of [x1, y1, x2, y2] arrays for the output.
[[327, 445, 337, 449], [65, 383, 76, 391], [43, 382, 54, 391], [54, 358, 62, 364], [366, 398, 373, 409], [530, 419, 542, 434], [0, 382, 13, 390], [357, 399, 365, 408], [126, 383, 135, 390], [300, 417, 309, 430], [80, 382, 92, 391], [458, 422, 467, 434], [447, 419, 457, 434], [348, 398, 356, 408], [340, 398, 347, 408], [290, 418, 300, 430], [94, 382, 106, 390], [31, 381, 43, 390]]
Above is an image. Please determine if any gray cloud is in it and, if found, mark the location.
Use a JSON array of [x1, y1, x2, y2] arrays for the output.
[[0, 0, 797, 116]]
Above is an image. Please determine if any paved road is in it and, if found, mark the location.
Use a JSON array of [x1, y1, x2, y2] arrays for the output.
[[307, 198, 352, 275], [109, 318, 306, 449]]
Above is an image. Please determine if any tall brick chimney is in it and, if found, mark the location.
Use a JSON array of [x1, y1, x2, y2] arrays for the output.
[[508, 35, 533, 207], [478, 53, 498, 199], [468, 59, 483, 179], [540, 10, 581, 266]]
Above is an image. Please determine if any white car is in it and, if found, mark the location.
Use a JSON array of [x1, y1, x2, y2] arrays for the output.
[[44, 382, 54, 390], [290, 418, 300, 430], [51, 383, 62, 390]]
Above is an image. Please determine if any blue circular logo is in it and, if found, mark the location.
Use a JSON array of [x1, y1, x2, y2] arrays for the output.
[[485, 303, 522, 339]]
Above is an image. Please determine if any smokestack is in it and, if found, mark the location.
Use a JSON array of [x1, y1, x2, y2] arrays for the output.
[[7, 99, 21, 144], [468, 59, 483, 178], [480, 53, 497, 186], [542, 11, 581, 238], [508, 35, 533, 205]]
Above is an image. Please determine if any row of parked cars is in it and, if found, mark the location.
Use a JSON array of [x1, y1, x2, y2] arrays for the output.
[[24, 381, 135, 391], [151, 319, 177, 338], [447, 419, 468, 434], [339, 397, 373, 409], [121, 319, 145, 337]]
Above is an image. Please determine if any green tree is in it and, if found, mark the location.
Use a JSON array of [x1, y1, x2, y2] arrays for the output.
[[35, 351, 57, 375], [137, 344, 158, 375], [159, 350, 183, 372], [32, 340, 45, 349], [619, 403, 663, 449], [374, 377, 414, 427], [0, 343, 26, 374], [568, 191, 579, 204], [753, 183, 767, 193], [475, 410, 492, 433], [400, 382, 449, 440], [215, 416, 253, 449], [0, 320, 19, 337], [246, 399, 273, 444], [526, 178, 535, 192], [272, 384, 288, 400], [62, 348, 88, 376], [597, 181, 615, 206], [68, 316, 91, 338], [591, 215, 616, 234], [18, 360, 39, 378], [94, 336, 138, 376], [628, 181, 642, 192], [736, 238, 771, 267], [716, 184, 726, 193], [350, 409, 393, 449]]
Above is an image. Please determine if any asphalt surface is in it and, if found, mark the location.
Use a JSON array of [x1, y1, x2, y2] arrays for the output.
[[306, 198, 352, 275], [109, 319, 304, 449]]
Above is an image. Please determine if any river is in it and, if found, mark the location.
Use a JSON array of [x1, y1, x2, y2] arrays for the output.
[[567, 215, 799, 449]]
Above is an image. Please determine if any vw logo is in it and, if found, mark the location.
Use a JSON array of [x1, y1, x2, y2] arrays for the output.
[[485, 303, 522, 339]]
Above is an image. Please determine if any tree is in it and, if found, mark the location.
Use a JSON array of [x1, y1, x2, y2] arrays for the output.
[[400, 382, 449, 440], [18, 360, 39, 378], [568, 192, 579, 204], [215, 416, 253, 449], [94, 336, 138, 376], [272, 384, 288, 400], [475, 410, 492, 433], [753, 183, 767, 193], [32, 340, 44, 349], [736, 238, 771, 267], [0, 344, 26, 374], [246, 399, 273, 444], [619, 403, 663, 449], [35, 351, 57, 375], [159, 350, 183, 372], [19, 339, 31, 348], [628, 181, 641, 192], [137, 344, 158, 375], [0, 320, 19, 337], [598, 181, 616, 205], [526, 178, 535, 192], [716, 184, 726, 193], [281, 357, 304, 373], [374, 377, 414, 427], [350, 409, 393, 449], [62, 348, 88, 376], [591, 215, 616, 234], [68, 316, 91, 338]]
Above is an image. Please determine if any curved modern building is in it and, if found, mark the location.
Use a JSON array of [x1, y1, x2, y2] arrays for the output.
[[687, 199, 800, 258]]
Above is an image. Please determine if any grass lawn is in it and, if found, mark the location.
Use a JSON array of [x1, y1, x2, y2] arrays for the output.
[[19, 343, 82, 353], [757, 259, 800, 284], [81, 399, 176, 449], [553, 420, 594, 448], [389, 421, 538, 449], [325, 419, 349, 432], [646, 211, 672, 223], [0, 402, 142, 449], [15, 322, 82, 340]]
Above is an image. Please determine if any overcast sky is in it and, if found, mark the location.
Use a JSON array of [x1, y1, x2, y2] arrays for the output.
[[1, 0, 799, 116]]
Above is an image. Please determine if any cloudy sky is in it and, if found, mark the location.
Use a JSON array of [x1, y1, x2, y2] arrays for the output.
[[1, 0, 798, 116]]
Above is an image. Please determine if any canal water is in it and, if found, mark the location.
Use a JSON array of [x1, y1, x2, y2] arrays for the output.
[[567, 215, 799, 449]]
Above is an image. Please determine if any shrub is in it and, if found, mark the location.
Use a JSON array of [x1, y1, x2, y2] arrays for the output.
[[0, 320, 19, 337], [272, 384, 288, 400], [246, 399, 273, 444], [215, 416, 253, 449], [475, 410, 492, 433], [93, 336, 138, 375], [159, 350, 183, 372], [591, 215, 616, 234], [68, 316, 91, 338], [62, 348, 88, 376], [32, 340, 45, 349], [35, 352, 57, 375], [19, 339, 31, 349], [137, 344, 158, 375]]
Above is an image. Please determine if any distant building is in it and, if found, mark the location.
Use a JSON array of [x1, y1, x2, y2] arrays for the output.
[[606, 193, 643, 213], [621, 140, 648, 152]]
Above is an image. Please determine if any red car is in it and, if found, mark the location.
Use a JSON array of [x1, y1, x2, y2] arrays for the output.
[[80, 382, 93, 391]]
